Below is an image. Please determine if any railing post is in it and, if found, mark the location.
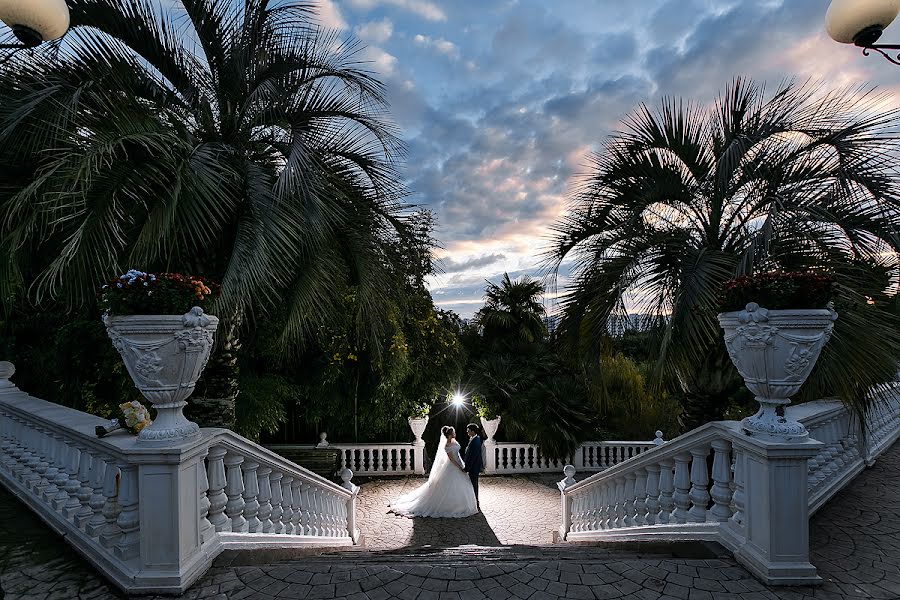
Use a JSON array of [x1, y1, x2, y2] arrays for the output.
[[135, 440, 209, 583], [730, 434, 824, 585], [483, 439, 497, 475], [557, 465, 576, 540], [341, 468, 361, 544]]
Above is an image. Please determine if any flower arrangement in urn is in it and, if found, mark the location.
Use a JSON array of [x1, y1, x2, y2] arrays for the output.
[[717, 271, 838, 442], [101, 270, 221, 445], [96, 400, 153, 438], [100, 270, 220, 315]]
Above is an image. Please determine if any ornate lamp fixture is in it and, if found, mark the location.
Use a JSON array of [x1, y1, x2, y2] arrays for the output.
[[0, 0, 70, 65], [826, 0, 900, 65]]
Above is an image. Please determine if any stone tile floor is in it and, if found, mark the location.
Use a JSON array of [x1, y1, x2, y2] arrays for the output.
[[0, 443, 898, 599]]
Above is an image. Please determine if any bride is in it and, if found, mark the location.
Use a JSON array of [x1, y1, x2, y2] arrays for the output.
[[390, 426, 478, 518]]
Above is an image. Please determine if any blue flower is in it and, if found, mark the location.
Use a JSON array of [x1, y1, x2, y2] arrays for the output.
[[116, 283, 123, 288]]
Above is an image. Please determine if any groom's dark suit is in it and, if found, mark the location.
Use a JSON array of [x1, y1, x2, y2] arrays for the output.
[[463, 434, 483, 503]]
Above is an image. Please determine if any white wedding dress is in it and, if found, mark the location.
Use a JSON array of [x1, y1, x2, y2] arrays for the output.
[[390, 435, 478, 518]]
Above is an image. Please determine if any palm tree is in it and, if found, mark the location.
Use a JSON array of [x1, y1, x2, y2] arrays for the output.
[[548, 78, 900, 431], [476, 273, 547, 346], [0, 0, 412, 427]]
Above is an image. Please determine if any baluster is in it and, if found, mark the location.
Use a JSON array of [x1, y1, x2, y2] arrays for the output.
[[62, 444, 83, 519], [613, 476, 626, 528], [85, 454, 108, 536], [311, 485, 323, 535], [828, 418, 847, 473], [645, 464, 660, 525], [291, 479, 303, 535], [672, 453, 692, 524], [51, 441, 72, 511], [588, 487, 600, 531], [258, 466, 273, 533], [270, 472, 284, 534], [280, 476, 295, 534], [41, 433, 61, 502], [33, 428, 51, 495], [300, 483, 314, 535], [198, 450, 213, 544], [709, 440, 733, 522], [114, 464, 140, 560], [730, 444, 745, 529], [571, 493, 583, 532], [206, 446, 230, 532], [99, 463, 122, 549], [327, 493, 338, 536], [21, 427, 41, 487], [595, 485, 606, 529], [688, 446, 710, 523], [224, 452, 246, 532], [74, 447, 95, 528], [623, 473, 636, 527], [658, 459, 675, 524], [634, 468, 648, 526], [241, 461, 261, 533]]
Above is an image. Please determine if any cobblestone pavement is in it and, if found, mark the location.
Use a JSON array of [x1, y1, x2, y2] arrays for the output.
[[0, 445, 898, 600], [355, 474, 562, 549]]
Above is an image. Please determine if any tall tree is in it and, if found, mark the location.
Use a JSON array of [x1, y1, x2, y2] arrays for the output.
[[0, 0, 412, 427], [476, 273, 547, 346], [548, 78, 900, 431]]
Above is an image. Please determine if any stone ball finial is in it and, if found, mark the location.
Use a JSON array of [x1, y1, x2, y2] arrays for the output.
[[0, 361, 15, 380], [340, 468, 353, 490], [316, 432, 329, 448], [563, 464, 575, 478]]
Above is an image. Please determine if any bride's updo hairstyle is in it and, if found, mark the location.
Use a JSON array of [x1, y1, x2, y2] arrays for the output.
[[441, 426, 455, 438]]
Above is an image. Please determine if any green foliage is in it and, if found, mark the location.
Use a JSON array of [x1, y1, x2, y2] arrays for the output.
[[471, 392, 500, 420], [0, 305, 138, 417], [476, 273, 547, 345], [548, 78, 900, 430], [719, 271, 837, 312], [100, 271, 219, 316], [234, 373, 292, 442]]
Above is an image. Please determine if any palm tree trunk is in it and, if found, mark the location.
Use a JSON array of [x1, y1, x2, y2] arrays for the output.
[[189, 314, 240, 429]]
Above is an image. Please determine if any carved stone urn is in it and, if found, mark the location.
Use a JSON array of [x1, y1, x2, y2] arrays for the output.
[[480, 416, 501, 443], [104, 307, 219, 444], [408, 416, 428, 446], [718, 302, 837, 442]]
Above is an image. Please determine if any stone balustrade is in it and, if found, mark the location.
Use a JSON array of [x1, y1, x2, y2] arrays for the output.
[[0, 362, 360, 595], [484, 438, 661, 475], [558, 390, 900, 586], [331, 443, 423, 475]]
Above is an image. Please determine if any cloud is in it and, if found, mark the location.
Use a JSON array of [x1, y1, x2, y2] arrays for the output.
[[413, 34, 460, 59], [346, 0, 446, 22], [440, 253, 507, 274], [360, 46, 398, 76], [354, 18, 393, 43], [314, 0, 347, 30]]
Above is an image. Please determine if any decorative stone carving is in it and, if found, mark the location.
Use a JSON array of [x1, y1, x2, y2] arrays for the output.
[[407, 417, 428, 446], [103, 307, 219, 444], [480, 416, 501, 443], [718, 303, 837, 442]]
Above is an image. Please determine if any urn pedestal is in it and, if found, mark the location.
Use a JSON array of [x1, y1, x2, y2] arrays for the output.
[[718, 303, 837, 443], [104, 307, 219, 445]]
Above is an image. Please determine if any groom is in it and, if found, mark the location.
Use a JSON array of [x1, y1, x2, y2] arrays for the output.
[[463, 423, 483, 511]]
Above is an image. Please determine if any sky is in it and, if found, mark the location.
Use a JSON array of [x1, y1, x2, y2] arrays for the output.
[[313, 0, 899, 318]]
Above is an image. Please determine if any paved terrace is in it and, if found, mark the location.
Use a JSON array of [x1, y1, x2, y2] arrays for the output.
[[0, 443, 897, 600]]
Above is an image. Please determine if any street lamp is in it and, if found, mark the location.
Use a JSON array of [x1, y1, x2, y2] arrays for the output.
[[826, 0, 900, 65], [0, 0, 70, 65]]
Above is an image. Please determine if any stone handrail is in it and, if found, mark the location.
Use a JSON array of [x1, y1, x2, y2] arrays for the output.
[[557, 392, 900, 586], [0, 363, 359, 596]]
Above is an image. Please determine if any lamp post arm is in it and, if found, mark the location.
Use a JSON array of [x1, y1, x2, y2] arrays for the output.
[[861, 44, 900, 66]]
